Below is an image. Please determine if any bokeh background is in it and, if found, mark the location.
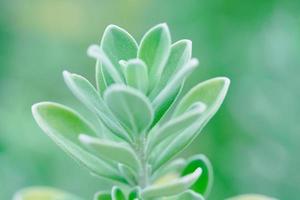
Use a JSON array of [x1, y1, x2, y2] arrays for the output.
[[0, 0, 299, 199]]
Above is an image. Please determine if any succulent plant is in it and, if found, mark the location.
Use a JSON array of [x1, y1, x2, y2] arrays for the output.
[[13, 24, 275, 200]]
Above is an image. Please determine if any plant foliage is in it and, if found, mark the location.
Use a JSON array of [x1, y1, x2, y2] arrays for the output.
[[13, 23, 275, 200]]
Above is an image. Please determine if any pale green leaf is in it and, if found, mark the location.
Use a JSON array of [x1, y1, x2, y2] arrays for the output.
[[151, 58, 198, 124], [104, 84, 154, 135], [88, 45, 124, 84], [181, 154, 213, 197], [141, 168, 202, 199], [99, 24, 138, 87], [32, 102, 123, 182], [226, 194, 278, 200], [151, 158, 186, 183], [149, 39, 192, 98], [173, 77, 230, 117], [95, 59, 107, 94], [163, 190, 205, 200], [152, 78, 230, 170], [118, 163, 137, 186], [138, 23, 171, 90], [13, 187, 83, 200], [147, 102, 206, 154], [121, 58, 149, 94], [79, 134, 140, 171], [63, 71, 131, 142]]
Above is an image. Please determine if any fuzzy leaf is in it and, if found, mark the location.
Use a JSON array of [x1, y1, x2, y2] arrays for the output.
[[164, 190, 205, 200], [104, 85, 154, 135], [151, 58, 198, 124], [151, 158, 186, 183], [13, 187, 83, 200], [150, 39, 192, 98], [63, 71, 131, 142], [138, 23, 171, 90], [32, 102, 123, 182], [118, 163, 137, 186], [181, 155, 213, 197], [112, 186, 126, 200], [79, 134, 140, 171], [141, 168, 202, 199], [147, 102, 206, 153], [121, 59, 149, 94], [153, 78, 230, 170], [173, 77, 230, 117], [226, 194, 278, 200]]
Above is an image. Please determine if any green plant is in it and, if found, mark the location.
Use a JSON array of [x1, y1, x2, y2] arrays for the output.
[[13, 24, 275, 200]]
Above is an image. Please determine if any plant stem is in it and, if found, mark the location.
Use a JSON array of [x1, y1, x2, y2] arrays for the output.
[[136, 134, 149, 188]]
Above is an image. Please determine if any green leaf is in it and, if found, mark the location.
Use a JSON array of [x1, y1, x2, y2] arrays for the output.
[[13, 187, 83, 200], [95, 59, 107, 94], [141, 168, 202, 199], [118, 163, 137, 186], [181, 155, 213, 197], [63, 71, 131, 142], [94, 191, 112, 200], [147, 102, 206, 154], [149, 39, 192, 98], [138, 23, 171, 90], [128, 187, 141, 200], [112, 186, 126, 200], [151, 58, 198, 124], [32, 102, 123, 182], [151, 158, 186, 182], [99, 24, 138, 87], [152, 78, 230, 170], [104, 84, 154, 135], [88, 45, 124, 84], [173, 77, 230, 117], [226, 194, 278, 200], [79, 134, 140, 171], [121, 58, 149, 94], [164, 190, 205, 200]]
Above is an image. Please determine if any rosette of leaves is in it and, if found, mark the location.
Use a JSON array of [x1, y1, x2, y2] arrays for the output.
[[13, 24, 275, 200]]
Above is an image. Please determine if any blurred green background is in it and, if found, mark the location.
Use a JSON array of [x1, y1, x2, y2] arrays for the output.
[[0, 0, 299, 199]]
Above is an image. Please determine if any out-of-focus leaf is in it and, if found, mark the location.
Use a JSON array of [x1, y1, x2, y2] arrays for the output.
[[79, 134, 140, 171], [32, 102, 123, 182], [181, 154, 213, 197], [94, 191, 112, 200], [138, 23, 171, 90], [141, 168, 202, 199], [100, 24, 138, 87], [128, 187, 141, 200], [121, 59, 149, 94], [13, 187, 83, 200], [147, 102, 206, 153], [226, 194, 278, 200], [63, 71, 130, 142], [150, 39, 192, 98], [111, 186, 126, 200], [164, 190, 205, 200], [118, 163, 137, 186], [104, 84, 153, 135]]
